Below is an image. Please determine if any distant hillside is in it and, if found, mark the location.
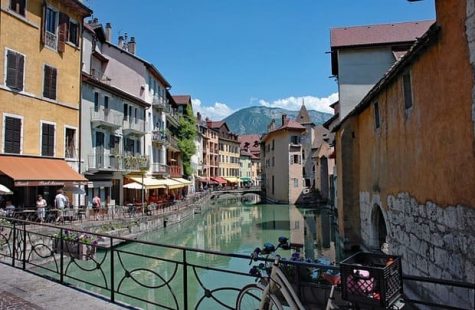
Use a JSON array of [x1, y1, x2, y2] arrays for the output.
[[223, 106, 333, 135]]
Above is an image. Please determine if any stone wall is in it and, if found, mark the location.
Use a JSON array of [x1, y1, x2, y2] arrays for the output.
[[360, 191, 475, 309], [466, 0, 475, 134]]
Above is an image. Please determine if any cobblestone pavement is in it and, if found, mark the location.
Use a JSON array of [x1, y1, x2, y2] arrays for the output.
[[0, 264, 126, 310]]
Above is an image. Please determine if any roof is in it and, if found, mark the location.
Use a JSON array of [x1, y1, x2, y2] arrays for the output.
[[66, 0, 92, 17], [323, 113, 339, 130], [238, 135, 260, 153], [312, 126, 330, 149], [296, 104, 311, 124], [172, 95, 192, 106], [145, 63, 171, 88], [0, 156, 87, 186], [207, 121, 224, 129], [334, 23, 439, 132], [263, 119, 305, 142], [330, 20, 434, 48]]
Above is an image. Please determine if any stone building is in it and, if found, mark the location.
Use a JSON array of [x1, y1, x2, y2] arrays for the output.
[[333, 0, 475, 307], [0, 0, 91, 207], [261, 115, 305, 204], [238, 134, 261, 186], [295, 104, 316, 188]]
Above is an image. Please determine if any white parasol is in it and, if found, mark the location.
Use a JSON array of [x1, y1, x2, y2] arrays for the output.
[[123, 182, 144, 189], [0, 184, 13, 195]]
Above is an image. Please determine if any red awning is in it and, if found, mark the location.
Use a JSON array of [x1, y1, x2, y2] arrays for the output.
[[211, 177, 227, 184], [0, 155, 87, 187]]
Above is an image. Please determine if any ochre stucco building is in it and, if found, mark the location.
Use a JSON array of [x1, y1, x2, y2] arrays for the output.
[[334, 0, 474, 307]]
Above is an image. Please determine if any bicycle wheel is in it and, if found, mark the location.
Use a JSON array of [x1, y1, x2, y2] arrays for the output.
[[236, 284, 282, 310]]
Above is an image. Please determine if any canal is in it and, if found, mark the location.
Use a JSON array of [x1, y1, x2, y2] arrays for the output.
[[51, 196, 342, 309]]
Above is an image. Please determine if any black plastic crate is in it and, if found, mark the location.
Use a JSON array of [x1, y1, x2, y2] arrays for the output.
[[340, 252, 403, 309]]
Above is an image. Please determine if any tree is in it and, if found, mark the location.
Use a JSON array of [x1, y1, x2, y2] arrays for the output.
[[177, 105, 197, 177]]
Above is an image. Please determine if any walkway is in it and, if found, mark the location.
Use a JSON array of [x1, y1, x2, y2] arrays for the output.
[[0, 264, 127, 310]]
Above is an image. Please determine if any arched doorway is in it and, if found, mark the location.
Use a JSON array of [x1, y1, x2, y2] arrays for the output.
[[370, 204, 388, 251]]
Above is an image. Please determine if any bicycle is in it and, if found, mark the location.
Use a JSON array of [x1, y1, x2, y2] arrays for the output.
[[236, 237, 345, 310]]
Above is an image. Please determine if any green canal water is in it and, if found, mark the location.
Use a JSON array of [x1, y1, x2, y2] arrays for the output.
[[42, 197, 341, 309]]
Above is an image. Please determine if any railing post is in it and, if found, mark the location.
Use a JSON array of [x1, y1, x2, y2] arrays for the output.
[[110, 237, 115, 303], [11, 221, 16, 267], [60, 228, 64, 284], [183, 249, 188, 310], [22, 223, 26, 270]]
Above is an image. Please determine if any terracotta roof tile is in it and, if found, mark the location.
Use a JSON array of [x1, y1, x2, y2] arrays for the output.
[[172, 95, 191, 105], [331, 20, 433, 48]]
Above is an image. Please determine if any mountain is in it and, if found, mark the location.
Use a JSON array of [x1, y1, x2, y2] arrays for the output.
[[223, 106, 333, 135]]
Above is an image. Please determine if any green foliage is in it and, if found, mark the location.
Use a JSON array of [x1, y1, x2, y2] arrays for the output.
[[177, 105, 197, 177]]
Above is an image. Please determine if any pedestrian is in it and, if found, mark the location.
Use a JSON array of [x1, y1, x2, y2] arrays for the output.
[[92, 195, 101, 221], [54, 189, 67, 223], [36, 194, 47, 223], [5, 200, 15, 217]]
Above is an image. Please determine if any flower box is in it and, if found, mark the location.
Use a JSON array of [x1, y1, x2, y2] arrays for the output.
[[53, 238, 96, 261]]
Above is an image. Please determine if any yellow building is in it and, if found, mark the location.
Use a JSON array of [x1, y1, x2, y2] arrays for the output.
[[0, 0, 90, 207]]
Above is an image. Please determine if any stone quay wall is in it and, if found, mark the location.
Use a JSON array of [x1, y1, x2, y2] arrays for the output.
[[360, 191, 475, 309]]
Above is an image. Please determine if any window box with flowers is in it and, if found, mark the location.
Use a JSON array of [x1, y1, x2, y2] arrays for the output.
[[52, 231, 98, 261]]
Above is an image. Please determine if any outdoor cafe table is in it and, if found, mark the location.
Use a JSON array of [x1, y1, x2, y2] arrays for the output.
[[14, 210, 36, 221]]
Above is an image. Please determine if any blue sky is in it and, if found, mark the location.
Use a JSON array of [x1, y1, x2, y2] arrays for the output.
[[85, 0, 435, 120]]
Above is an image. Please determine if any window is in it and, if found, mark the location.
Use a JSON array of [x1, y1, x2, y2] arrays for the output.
[[403, 71, 413, 110], [44, 7, 58, 49], [5, 50, 24, 91], [124, 138, 134, 154], [135, 139, 141, 155], [109, 135, 120, 154], [302, 150, 305, 160], [134, 108, 138, 123], [293, 178, 298, 188], [272, 176, 275, 195], [290, 136, 300, 144], [4, 116, 21, 154], [104, 96, 109, 110], [68, 19, 79, 46], [43, 65, 57, 99], [272, 156, 275, 167], [41, 123, 55, 156], [374, 101, 380, 129], [291, 154, 300, 164], [272, 139, 275, 150], [94, 92, 99, 112], [65, 128, 76, 158], [9, 0, 25, 16], [123, 104, 128, 120]]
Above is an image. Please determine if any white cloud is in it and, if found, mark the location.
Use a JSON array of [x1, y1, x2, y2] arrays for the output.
[[192, 98, 236, 121], [259, 93, 339, 114]]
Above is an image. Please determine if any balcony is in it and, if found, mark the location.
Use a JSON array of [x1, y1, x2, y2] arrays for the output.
[[90, 107, 122, 130], [169, 165, 182, 178], [123, 119, 146, 136], [151, 163, 169, 175], [45, 31, 57, 50], [166, 106, 180, 127], [167, 133, 180, 152], [152, 130, 168, 145], [121, 154, 149, 172], [152, 96, 167, 110], [87, 154, 122, 171]]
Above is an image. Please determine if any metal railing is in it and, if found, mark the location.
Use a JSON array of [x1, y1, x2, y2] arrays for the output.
[[87, 154, 121, 170], [90, 107, 123, 128], [152, 130, 168, 144], [152, 96, 167, 109], [123, 119, 146, 134], [0, 214, 473, 310], [169, 165, 182, 178], [151, 162, 169, 174]]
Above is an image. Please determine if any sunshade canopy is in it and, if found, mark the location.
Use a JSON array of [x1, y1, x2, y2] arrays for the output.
[[224, 177, 240, 183], [0, 155, 87, 186], [211, 177, 227, 184], [0, 184, 13, 194], [240, 177, 251, 182], [174, 178, 191, 185], [123, 182, 144, 189], [127, 176, 166, 189]]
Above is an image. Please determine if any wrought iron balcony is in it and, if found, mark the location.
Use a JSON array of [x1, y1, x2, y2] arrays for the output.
[[152, 96, 167, 110], [151, 163, 169, 175], [45, 31, 57, 50], [166, 133, 180, 152], [152, 130, 168, 145], [123, 119, 147, 136], [121, 154, 149, 171], [90, 107, 122, 129], [87, 154, 122, 171]]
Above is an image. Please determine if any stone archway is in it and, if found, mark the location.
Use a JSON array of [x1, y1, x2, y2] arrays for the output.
[[369, 204, 388, 251]]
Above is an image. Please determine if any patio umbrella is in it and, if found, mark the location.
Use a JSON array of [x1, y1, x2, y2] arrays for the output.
[[0, 184, 13, 195], [123, 182, 144, 189]]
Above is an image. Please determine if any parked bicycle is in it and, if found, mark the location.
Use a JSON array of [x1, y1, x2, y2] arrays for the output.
[[236, 238, 405, 310]]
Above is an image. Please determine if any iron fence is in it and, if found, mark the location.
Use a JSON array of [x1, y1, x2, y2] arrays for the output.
[[0, 217, 473, 309]]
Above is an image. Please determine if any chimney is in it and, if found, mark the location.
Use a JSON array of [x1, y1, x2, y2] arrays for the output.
[[105, 23, 112, 42], [118, 35, 124, 49], [197, 112, 201, 121], [128, 37, 136, 55], [281, 114, 287, 126]]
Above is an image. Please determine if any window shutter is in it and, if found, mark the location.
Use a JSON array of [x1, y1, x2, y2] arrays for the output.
[[50, 68, 57, 99], [16, 53, 24, 91], [40, 0, 46, 45], [6, 51, 18, 89], [4, 117, 21, 154], [43, 66, 50, 98], [48, 126, 55, 156], [58, 12, 69, 53]]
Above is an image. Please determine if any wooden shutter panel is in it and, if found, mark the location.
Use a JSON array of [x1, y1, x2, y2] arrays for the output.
[[16, 53, 24, 91], [43, 66, 50, 97], [48, 125, 55, 156], [6, 51, 18, 89], [58, 12, 69, 53], [4, 117, 21, 154], [50, 67, 57, 99]]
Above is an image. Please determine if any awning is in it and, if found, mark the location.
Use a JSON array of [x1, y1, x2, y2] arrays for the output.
[[0, 184, 13, 194], [174, 178, 191, 185], [240, 177, 251, 182], [127, 176, 166, 189], [211, 177, 227, 184], [224, 177, 240, 183], [154, 178, 185, 190], [123, 182, 144, 189], [0, 155, 87, 187]]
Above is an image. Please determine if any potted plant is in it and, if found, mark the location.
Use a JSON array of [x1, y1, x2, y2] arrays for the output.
[[52, 230, 98, 260]]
